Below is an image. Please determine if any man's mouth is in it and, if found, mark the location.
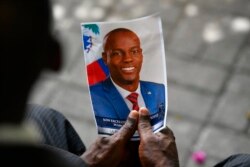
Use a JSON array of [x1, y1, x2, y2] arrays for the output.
[[122, 67, 135, 72]]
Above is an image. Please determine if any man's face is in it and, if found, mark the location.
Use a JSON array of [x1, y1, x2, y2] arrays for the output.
[[103, 31, 143, 90]]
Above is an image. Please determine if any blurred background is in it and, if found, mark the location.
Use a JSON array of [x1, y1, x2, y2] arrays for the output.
[[28, 0, 250, 166]]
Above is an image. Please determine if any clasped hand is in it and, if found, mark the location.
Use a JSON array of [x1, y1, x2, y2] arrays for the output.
[[81, 108, 179, 167]]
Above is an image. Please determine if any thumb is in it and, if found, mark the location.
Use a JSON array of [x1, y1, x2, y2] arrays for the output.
[[117, 110, 138, 142], [138, 107, 153, 139]]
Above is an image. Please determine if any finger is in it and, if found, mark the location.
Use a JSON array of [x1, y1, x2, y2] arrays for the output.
[[118, 110, 139, 141], [159, 127, 175, 140], [138, 107, 153, 139]]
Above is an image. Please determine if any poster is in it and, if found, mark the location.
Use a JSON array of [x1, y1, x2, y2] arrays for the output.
[[81, 13, 168, 140]]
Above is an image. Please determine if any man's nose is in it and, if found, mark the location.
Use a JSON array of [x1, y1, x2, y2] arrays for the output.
[[123, 51, 133, 62]]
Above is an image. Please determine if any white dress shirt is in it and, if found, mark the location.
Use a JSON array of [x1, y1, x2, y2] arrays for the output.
[[110, 77, 146, 110]]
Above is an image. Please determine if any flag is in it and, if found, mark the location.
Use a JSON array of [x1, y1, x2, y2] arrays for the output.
[[82, 24, 109, 86]]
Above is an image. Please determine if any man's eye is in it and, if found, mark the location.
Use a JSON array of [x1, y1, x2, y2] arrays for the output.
[[111, 51, 122, 56], [131, 49, 141, 55]]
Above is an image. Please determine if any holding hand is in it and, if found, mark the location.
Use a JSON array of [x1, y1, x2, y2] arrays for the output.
[[81, 110, 139, 167], [81, 107, 179, 167], [138, 108, 179, 167]]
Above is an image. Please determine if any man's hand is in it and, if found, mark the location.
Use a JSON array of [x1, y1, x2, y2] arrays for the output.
[[138, 108, 179, 167], [81, 110, 139, 167]]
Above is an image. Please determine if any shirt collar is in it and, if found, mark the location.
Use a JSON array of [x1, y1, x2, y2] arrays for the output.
[[0, 120, 42, 144], [110, 77, 140, 98]]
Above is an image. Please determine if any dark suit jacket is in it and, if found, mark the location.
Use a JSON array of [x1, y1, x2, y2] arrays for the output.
[[0, 104, 88, 167], [90, 77, 165, 120], [25, 104, 86, 156]]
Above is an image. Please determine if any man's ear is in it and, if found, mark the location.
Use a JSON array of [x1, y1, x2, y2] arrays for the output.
[[102, 52, 107, 65]]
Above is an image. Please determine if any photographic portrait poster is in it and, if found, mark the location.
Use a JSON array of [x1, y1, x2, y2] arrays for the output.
[[81, 13, 168, 140]]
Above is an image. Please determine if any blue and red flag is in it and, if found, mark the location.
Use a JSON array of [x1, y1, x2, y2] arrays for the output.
[[82, 24, 109, 86]]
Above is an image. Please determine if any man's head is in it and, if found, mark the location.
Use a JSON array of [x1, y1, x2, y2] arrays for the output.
[[102, 28, 143, 92], [0, 0, 61, 124]]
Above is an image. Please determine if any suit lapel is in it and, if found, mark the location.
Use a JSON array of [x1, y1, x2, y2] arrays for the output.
[[141, 82, 154, 112], [103, 77, 130, 119]]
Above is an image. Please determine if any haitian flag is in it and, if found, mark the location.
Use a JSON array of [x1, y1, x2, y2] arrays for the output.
[[81, 24, 109, 86]]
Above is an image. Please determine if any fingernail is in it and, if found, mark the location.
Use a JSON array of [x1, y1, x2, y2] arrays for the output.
[[139, 107, 148, 115], [129, 110, 139, 119]]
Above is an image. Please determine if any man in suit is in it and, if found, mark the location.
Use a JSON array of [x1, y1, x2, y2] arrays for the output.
[[90, 28, 165, 120]]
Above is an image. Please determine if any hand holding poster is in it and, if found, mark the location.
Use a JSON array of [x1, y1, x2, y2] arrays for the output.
[[81, 13, 168, 140]]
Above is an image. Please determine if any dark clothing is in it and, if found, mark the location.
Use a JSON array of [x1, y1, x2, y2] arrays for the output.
[[0, 144, 87, 167], [214, 154, 250, 167], [26, 104, 86, 156], [23, 104, 88, 167]]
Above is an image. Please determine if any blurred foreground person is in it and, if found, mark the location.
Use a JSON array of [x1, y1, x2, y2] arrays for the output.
[[0, 0, 85, 166]]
